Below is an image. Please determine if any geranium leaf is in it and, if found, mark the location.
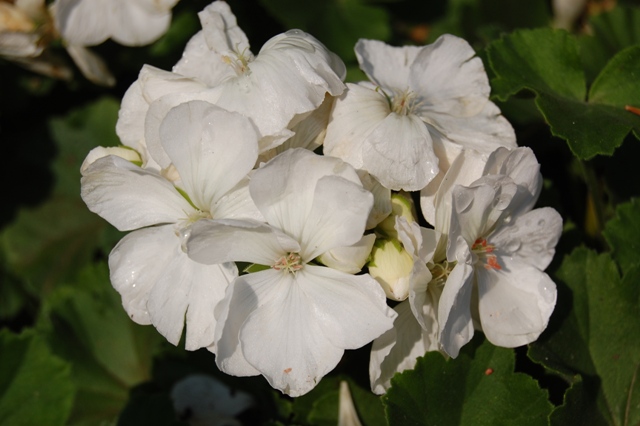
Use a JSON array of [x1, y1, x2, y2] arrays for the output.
[[383, 336, 552, 426], [488, 28, 640, 159], [603, 198, 640, 274], [549, 378, 608, 426], [0, 97, 123, 292], [0, 329, 75, 425], [38, 262, 163, 426], [530, 247, 640, 426]]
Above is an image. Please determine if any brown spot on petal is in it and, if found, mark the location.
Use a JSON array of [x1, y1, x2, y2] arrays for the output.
[[284, 368, 292, 374]]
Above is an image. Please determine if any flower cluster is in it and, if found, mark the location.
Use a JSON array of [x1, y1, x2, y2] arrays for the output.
[[80, 1, 561, 397]]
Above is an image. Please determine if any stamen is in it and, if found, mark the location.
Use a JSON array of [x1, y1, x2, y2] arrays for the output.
[[472, 238, 502, 270], [273, 252, 304, 274], [390, 88, 424, 115]]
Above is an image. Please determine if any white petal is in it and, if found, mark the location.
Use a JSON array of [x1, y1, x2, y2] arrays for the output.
[[410, 34, 490, 117], [369, 300, 438, 395], [209, 30, 345, 142], [363, 112, 439, 191], [65, 44, 115, 87], [250, 149, 361, 242], [490, 207, 563, 271], [55, 0, 110, 46], [357, 171, 391, 230], [187, 219, 300, 266], [300, 175, 373, 260], [324, 82, 390, 170], [239, 270, 343, 397], [109, 225, 237, 349], [210, 176, 263, 222], [425, 101, 516, 153], [80, 146, 141, 174], [173, 1, 248, 86], [159, 101, 259, 210], [355, 39, 424, 91], [338, 381, 363, 426], [81, 155, 193, 231], [109, 1, 172, 46], [318, 234, 376, 274], [437, 261, 475, 358], [484, 146, 543, 215], [476, 259, 557, 348], [301, 265, 396, 350]]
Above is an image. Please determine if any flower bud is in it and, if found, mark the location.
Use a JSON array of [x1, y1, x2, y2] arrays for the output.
[[368, 238, 413, 301]]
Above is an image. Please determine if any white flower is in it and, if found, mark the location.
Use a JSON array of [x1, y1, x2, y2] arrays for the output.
[[437, 174, 561, 357], [171, 374, 253, 426], [186, 149, 396, 396], [324, 35, 515, 191], [114, 0, 346, 154], [53, 0, 179, 47], [81, 101, 261, 350], [338, 381, 363, 426]]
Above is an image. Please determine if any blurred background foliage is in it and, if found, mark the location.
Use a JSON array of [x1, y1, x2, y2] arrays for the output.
[[1, 0, 640, 424]]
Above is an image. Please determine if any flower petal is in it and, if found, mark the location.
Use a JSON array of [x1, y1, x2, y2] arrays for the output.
[[159, 100, 259, 211], [173, 1, 249, 86], [410, 34, 490, 117], [300, 175, 373, 260], [55, 0, 111, 46], [362, 112, 439, 191], [369, 300, 438, 395], [187, 219, 300, 266], [250, 149, 362, 242], [81, 155, 193, 231], [437, 260, 475, 358], [476, 258, 557, 348], [301, 265, 396, 349], [491, 207, 563, 271], [355, 39, 424, 91], [108, 0, 172, 46], [318, 234, 376, 274], [324, 82, 391, 171], [109, 225, 237, 349]]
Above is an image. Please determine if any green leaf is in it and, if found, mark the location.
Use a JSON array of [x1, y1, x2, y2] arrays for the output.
[[579, 6, 640, 84], [48, 97, 121, 197], [383, 336, 552, 426], [38, 262, 163, 426], [488, 29, 640, 159], [603, 198, 640, 274], [1, 97, 123, 292], [258, 0, 390, 61], [531, 247, 640, 426], [549, 378, 608, 426], [0, 329, 76, 426]]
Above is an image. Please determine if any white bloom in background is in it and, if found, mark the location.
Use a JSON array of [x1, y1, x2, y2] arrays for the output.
[[81, 101, 261, 350], [324, 35, 515, 191], [171, 374, 253, 426], [187, 149, 396, 397], [438, 174, 561, 357], [53, 0, 179, 47]]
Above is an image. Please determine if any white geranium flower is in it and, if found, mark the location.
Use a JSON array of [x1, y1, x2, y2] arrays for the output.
[[53, 0, 179, 47], [324, 35, 515, 191], [187, 149, 396, 397], [115, 2, 346, 158], [438, 174, 561, 356], [81, 101, 261, 350]]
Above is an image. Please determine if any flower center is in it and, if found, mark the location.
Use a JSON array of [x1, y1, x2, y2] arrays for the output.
[[273, 252, 304, 274], [390, 88, 422, 116], [471, 238, 502, 270], [221, 46, 253, 76], [429, 260, 456, 287]]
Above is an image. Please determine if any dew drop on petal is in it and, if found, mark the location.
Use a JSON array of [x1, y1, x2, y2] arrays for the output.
[[537, 219, 546, 227], [503, 239, 521, 253]]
